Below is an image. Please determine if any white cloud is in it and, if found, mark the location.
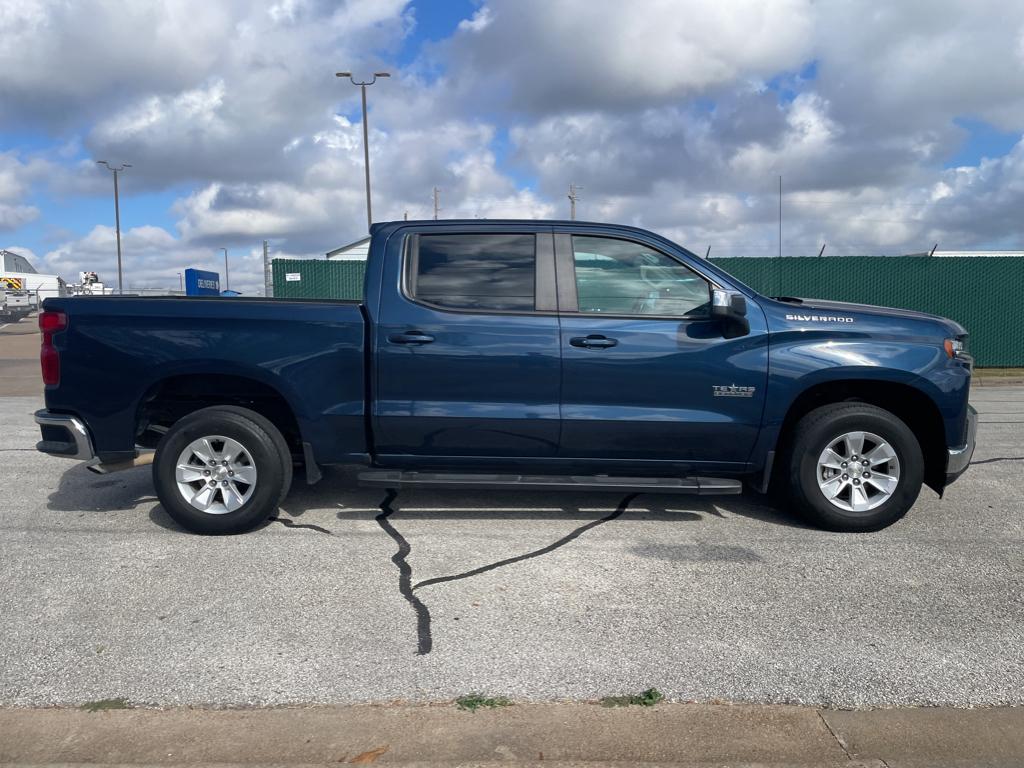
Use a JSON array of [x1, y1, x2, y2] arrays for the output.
[[0, 204, 39, 231], [445, 0, 815, 112], [40, 224, 272, 295], [0, 153, 43, 231], [730, 93, 841, 178], [5, 0, 1024, 279], [457, 6, 493, 33], [812, 0, 1024, 132]]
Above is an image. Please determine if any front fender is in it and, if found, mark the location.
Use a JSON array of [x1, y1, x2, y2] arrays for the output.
[[750, 335, 970, 470]]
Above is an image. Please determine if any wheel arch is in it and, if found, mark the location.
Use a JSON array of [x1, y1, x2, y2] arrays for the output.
[[135, 372, 304, 459], [771, 378, 947, 495]]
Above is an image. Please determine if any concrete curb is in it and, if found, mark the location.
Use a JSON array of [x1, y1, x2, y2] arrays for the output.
[[973, 376, 1024, 387], [1, 704, 1022, 767]]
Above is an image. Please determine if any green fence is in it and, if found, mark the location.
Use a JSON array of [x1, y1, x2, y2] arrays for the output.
[[712, 256, 1023, 367], [271, 259, 365, 301], [273, 256, 1022, 367]]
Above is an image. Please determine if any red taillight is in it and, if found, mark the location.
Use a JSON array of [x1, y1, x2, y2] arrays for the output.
[[39, 311, 67, 386], [39, 311, 67, 334]]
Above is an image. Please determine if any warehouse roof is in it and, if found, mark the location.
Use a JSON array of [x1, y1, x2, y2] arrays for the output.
[[931, 250, 1024, 258], [1, 249, 37, 274], [326, 237, 370, 260]]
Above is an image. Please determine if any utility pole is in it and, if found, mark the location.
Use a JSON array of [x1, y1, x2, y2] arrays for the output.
[[96, 161, 131, 294], [336, 71, 390, 231], [775, 175, 783, 297], [263, 240, 272, 297], [177, 272, 183, 292], [221, 247, 229, 292], [433, 187, 441, 220], [778, 175, 783, 259], [568, 183, 582, 220]]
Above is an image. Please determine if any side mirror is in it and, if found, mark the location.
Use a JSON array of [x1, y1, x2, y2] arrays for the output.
[[712, 289, 747, 318], [711, 289, 749, 337]]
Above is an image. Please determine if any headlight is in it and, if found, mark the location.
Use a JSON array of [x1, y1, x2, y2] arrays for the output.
[[944, 338, 966, 359]]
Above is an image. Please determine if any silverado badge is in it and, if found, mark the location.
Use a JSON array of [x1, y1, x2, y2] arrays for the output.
[[785, 314, 855, 323]]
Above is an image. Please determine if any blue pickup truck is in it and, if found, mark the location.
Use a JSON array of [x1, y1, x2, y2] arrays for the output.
[[35, 220, 976, 534]]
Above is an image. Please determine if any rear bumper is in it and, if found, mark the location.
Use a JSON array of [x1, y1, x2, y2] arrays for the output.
[[34, 410, 95, 460], [945, 404, 978, 485]]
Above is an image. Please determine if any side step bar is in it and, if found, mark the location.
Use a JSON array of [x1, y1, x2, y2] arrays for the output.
[[358, 471, 742, 495]]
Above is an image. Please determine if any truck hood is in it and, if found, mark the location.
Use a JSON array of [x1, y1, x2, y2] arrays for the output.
[[771, 296, 967, 336]]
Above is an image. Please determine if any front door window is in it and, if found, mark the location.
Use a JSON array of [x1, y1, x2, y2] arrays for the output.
[[572, 235, 710, 317]]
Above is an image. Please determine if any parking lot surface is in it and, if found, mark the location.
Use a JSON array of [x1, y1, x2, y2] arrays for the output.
[[0, 325, 1022, 707]]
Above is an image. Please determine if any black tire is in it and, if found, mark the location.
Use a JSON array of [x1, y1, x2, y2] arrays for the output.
[[785, 403, 923, 532], [153, 406, 293, 534]]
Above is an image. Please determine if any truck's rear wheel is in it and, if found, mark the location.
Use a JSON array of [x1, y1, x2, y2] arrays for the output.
[[786, 403, 923, 532], [153, 406, 292, 534]]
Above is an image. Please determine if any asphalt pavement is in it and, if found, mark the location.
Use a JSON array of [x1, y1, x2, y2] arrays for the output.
[[1, 315, 1022, 708]]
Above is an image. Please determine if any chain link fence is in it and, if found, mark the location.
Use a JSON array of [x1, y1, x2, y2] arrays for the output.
[[271, 256, 1022, 367], [712, 256, 1023, 367]]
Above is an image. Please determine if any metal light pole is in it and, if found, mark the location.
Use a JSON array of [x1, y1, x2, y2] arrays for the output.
[[177, 272, 183, 292], [221, 247, 229, 292], [336, 71, 390, 230], [96, 161, 131, 294]]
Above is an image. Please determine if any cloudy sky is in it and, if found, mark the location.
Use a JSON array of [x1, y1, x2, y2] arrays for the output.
[[2, 0, 1023, 293]]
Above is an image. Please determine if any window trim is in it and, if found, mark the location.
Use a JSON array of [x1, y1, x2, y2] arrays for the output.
[[555, 233, 716, 321], [401, 230, 558, 316]]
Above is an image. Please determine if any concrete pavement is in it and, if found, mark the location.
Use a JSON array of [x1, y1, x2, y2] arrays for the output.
[[0, 318, 42, 397], [2, 703, 1023, 767]]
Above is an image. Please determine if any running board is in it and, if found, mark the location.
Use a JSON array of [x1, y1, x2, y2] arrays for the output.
[[358, 471, 742, 495]]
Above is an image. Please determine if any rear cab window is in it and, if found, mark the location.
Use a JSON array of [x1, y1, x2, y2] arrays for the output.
[[407, 233, 539, 312]]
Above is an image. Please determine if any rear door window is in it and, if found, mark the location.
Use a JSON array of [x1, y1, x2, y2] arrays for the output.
[[410, 234, 536, 311]]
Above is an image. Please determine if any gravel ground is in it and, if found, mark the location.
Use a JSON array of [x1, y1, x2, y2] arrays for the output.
[[0, 389, 1022, 708]]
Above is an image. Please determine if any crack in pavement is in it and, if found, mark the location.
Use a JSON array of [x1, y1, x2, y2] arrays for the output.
[[269, 515, 334, 535], [970, 456, 1024, 465], [816, 711, 855, 762], [413, 492, 639, 591], [375, 489, 433, 655], [375, 490, 639, 656]]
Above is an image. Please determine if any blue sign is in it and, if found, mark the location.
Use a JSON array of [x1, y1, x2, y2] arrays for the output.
[[184, 268, 220, 296]]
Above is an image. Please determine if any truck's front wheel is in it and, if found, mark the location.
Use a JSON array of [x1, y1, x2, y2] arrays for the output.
[[153, 406, 292, 534], [786, 403, 923, 532]]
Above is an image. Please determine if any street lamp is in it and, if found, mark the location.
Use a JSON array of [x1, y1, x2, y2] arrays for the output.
[[177, 272, 183, 292], [336, 71, 390, 230], [221, 247, 229, 292], [96, 161, 131, 294]]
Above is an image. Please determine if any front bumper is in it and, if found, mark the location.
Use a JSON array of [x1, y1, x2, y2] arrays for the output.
[[34, 410, 95, 460], [945, 404, 978, 485]]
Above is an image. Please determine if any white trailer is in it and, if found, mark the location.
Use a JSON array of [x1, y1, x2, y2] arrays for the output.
[[1, 249, 66, 307]]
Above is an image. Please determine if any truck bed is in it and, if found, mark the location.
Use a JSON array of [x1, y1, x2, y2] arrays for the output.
[[42, 296, 368, 464]]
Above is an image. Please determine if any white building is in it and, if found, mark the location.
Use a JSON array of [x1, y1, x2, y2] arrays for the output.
[[326, 237, 370, 261], [1, 249, 66, 304]]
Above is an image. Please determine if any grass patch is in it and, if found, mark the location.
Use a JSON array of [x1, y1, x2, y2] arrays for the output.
[[455, 693, 513, 711], [599, 688, 664, 708], [79, 697, 131, 712]]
